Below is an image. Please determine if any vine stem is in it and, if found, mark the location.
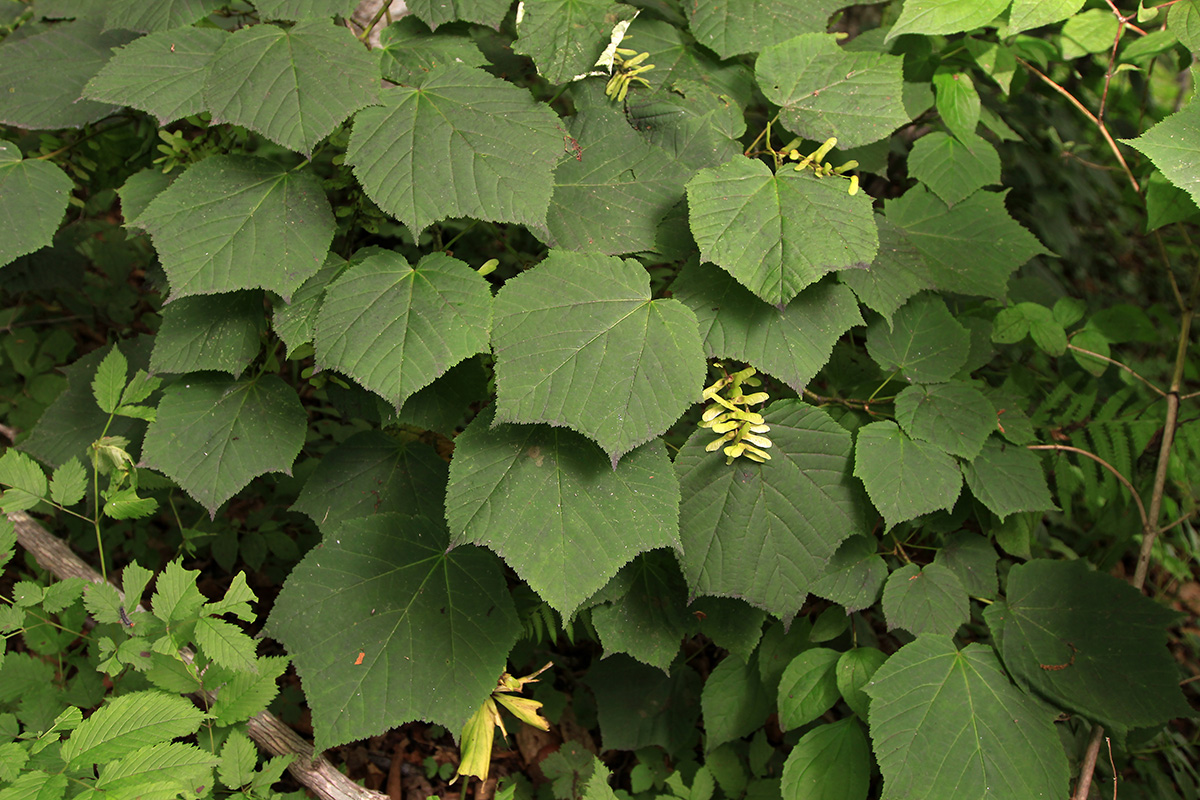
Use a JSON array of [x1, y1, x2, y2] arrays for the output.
[[1065, 344, 1166, 397], [1026, 444, 1149, 530]]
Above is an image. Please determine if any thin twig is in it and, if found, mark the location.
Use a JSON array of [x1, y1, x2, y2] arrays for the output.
[[1066, 344, 1167, 397], [1106, 737, 1117, 800], [1027, 444, 1150, 529], [1073, 726, 1106, 800]]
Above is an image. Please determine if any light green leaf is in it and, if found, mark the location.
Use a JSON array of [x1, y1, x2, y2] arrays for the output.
[[688, 0, 857, 59], [542, 86, 692, 255], [92, 346, 129, 415], [0, 140, 74, 269], [346, 66, 563, 237], [447, 409, 680, 617], [0, 449, 48, 513], [865, 294, 968, 382], [104, 0, 222, 31], [881, 563, 969, 637], [406, 0, 511, 29], [152, 560, 207, 627], [292, 431, 448, 528], [932, 70, 980, 143], [218, 731, 257, 790], [378, 17, 487, 84], [838, 216, 933, 324], [141, 374, 307, 517], [83, 582, 124, 626], [151, 291, 265, 376], [810, 535, 887, 614], [670, 263, 863, 393], [203, 21, 378, 156], [515, 0, 637, 85], [757, 33, 908, 149], [780, 718, 870, 800], [133, 155, 335, 301], [702, 654, 771, 751], [1124, 102, 1200, 209], [95, 742, 217, 795], [0, 772, 67, 800], [854, 421, 962, 529], [676, 400, 869, 619], [61, 690, 208, 768], [1170, 0, 1200, 51], [894, 381, 996, 460], [194, 617, 258, 673], [836, 647, 887, 720], [41, 578, 86, 614], [1061, 9, 1121, 59], [908, 131, 999, 206], [103, 487, 157, 520], [885, 0, 1008, 41], [210, 655, 289, 725], [985, 559, 1191, 734], [865, 638, 1069, 798], [0, 22, 136, 129], [83, 28, 227, 125], [778, 648, 840, 731], [267, 513, 521, 749], [687, 157, 878, 307], [934, 531, 998, 599], [251, 0, 357, 20], [963, 436, 1055, 521], [1008, 0, 1087, 34], [591, 551, 690, 671], [314, 251, 492, 408], [492, 251, 705, 464]]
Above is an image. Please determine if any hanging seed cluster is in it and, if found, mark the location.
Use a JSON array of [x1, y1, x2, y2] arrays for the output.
[[699, 364, 773, 465]]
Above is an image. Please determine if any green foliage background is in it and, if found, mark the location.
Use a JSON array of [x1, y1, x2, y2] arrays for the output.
[[1, 0, 1198, 799]]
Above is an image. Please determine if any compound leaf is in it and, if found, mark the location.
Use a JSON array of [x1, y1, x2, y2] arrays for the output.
[[908, 131, 1000, 206], [141, 374, 306, 517], [676, 400, 869, 620], [0, 22, 135, 130], [985, 559, 1190, 734], [314, 251, 492, 408], [104, 0, 223, 32], [210, 655, 290, 725], [346, 65, 563, 237], [963, 437, 1055, 521], [0, 450, 48, 513], [203, 21, 378, 156], [492, 251, 705, 465], [267, 513, 520, 750], [61, 691, 207, 769], [83, 28, 227, 125], [0, 141, 74, 269], [151, 291, 265, 376], [894, 380, 995, 460], [687, 157, 878, 307], [854, 421, 962, 530], [865, 294, 968, 383], [757, 34, 908, 149], [881, 563, 969, 637], [670, 263, 863, 393], [514, 0, 637, 85], [447, 410, 680, 618], [132, 156, 334, 301], [865, 637, 1068, 798]]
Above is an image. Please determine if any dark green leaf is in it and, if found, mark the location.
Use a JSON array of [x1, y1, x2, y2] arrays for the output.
[[292, 431, 448, 527], [894, 380, 996, 460], [780, 718, 870, 800], [251, 0, 357, 20], [932, 70, 980, 143], [141, 374, 307, 517], [702, 654, 771, 751], [933, 531, 998, 599], [492, 251, 705, 464], [0, 22, 136, 129], [623, 17, 754, 104], [670, 263, 863, 393], [854, 421, 962, 529], [757, 33, 908, 148], [585, 655, 701, 755], [377, 17, 487, 85], [865, 294, 969, 382], [885, 0, 1008, 41], [268, 513, 520, 749], [514, 0, 637, 85], [777, 648, 840, 731], [963, 437, 1055, 521], [133, 155, 335, 301], [866, 638, 1068, 797], [687, 157, 878, 307], [884, 187, 1048, 299], [881, 563, 969, 637], [0, 140, 74, 269], [406, 0, 512, 29], [104, 0, 223, 32], [835, 647, 886, 720], [83, 28, 227, 125], [688, 0, 855, 59], [118, 169, 174, 223], [591, 551, 689, 671], [837, 216, 934, 324], [271, 254, 343, 357], [151, 291, 265, 376], [908, 132, 1000, 206], [314, 251, 492, 408], [688, 597, 766, 663], [447, 409, 680, 617], [810, 535, 887, 614], [985, 559, 1191, 733], [624, 80, 745, 172], [393, 357, 490, 437], [346, 65, 563, 237], [203, 21, 378, 156], [676, 400, 869, 619]]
